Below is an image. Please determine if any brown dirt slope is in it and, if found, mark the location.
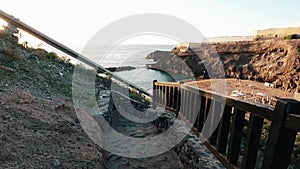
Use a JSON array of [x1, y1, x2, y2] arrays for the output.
[[0, 89, 104, 168], [0, 31, 105, 168]]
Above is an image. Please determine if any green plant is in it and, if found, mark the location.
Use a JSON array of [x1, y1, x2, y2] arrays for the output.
[[129, 92, 150, 106], [259, 120, 300, 167], [260, 120, 272, 151], [0, 69, 4, 78], [2, 48, 21, 62], [291, 133, 300, 168], [284, 34, 298, 40], [95, 75, 111, 89], [46, 52, 57, 60], [32, 48, 48, 60]]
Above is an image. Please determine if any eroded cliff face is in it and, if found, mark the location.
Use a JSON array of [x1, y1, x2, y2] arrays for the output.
[[147, 39, 300, 92]]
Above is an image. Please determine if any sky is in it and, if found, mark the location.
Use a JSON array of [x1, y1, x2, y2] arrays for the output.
[[0, 0, 300, 51]]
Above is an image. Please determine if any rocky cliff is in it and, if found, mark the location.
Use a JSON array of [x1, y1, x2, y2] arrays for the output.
[[147, 39, 300, 92]]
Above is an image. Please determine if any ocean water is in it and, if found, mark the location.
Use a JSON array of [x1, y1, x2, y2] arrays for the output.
[[84, 45, 176, 91]]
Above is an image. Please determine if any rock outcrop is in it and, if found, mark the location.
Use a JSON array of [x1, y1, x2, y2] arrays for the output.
[[147, 39, 300, 92]]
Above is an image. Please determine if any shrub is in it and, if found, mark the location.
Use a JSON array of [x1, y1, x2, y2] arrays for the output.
[[129, 92, 150, 106], [47, 52, 59, 60], [2, 48, 21, 62], [0, 32, 18, 43], [291, 133, 300, 168], [284, 34, 299, 40], [0, 69, 4, 78], [32, 49, 67, 63], [95, 75, 111, 90], [31, 48, 49, 60], [259, 120, 300, 167]]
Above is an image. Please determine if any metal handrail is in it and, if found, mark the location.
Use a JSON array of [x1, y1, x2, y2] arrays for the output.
[[0, 9, 149, 96]]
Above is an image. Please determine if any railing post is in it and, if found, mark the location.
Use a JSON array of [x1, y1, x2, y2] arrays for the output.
[[182, 89, 188, 119], [166, 86, 170, 108], [217, 105, 232, 154], [175, 81, 182, 117], [209, 101, 222, 145], [152, 80, 157, 109], [262, 99, 300, 169], [193, 92, 201, 129], [159, 85, 163, 104], [227, 109, 246, 165], [190, 91, 199, 126], [241, 114, 264, 169], [163, 85, 167, 108], [186, 90, 192, 121], [170, 86, 174, 109], [197, 96, 206, 132]]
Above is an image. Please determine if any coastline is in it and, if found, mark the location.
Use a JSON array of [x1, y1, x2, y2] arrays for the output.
[[146, 66, 195, 82]]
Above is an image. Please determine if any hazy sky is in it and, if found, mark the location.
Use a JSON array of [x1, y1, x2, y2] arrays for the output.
[[1, 0, 300, 51]]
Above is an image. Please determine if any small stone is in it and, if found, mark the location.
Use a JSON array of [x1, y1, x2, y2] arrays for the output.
[[53, 159, 60, 168], [1, 114, 8, 120]]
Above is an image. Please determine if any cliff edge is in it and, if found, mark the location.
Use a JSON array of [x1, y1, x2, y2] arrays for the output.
[[147, 39, 300, 92]]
